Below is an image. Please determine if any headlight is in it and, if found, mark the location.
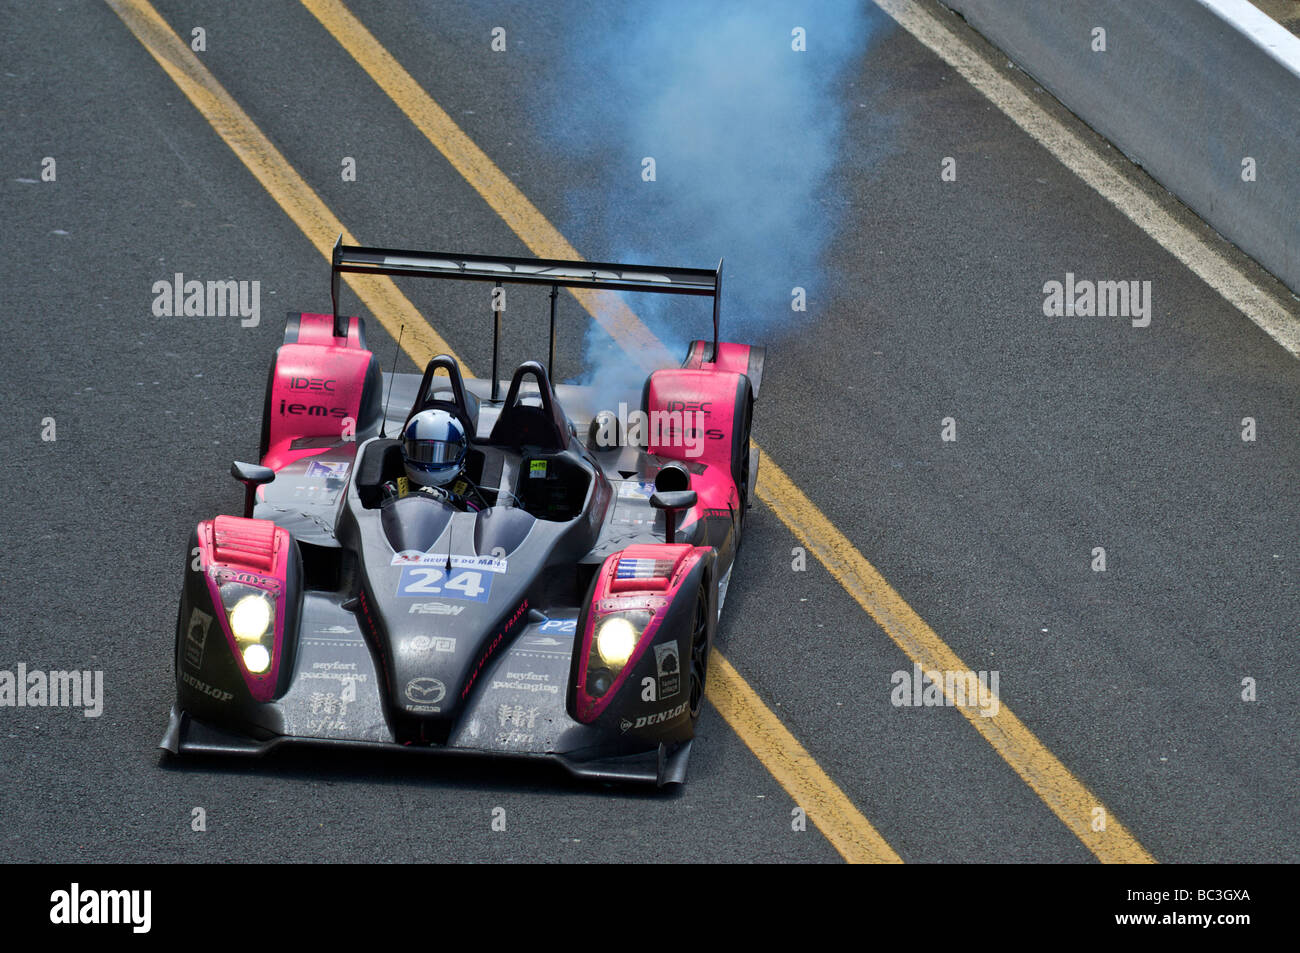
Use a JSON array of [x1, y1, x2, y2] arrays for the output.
[[585, 609, 654, 699], [229, 593, 273, 642], [242, 643, 271, 673], [596, 617, 637, 667], [217, 582, 278, 679]]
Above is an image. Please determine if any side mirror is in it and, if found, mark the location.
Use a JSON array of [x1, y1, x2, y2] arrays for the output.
[[231, 461, 275, 518], [650, 490, 697, 545]]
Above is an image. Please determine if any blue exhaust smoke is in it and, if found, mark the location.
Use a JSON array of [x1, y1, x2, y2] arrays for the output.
[[536, 0, 884, 392]]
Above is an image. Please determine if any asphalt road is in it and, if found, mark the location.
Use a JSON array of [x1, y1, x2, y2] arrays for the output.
[[1, 0, 1296, 863]]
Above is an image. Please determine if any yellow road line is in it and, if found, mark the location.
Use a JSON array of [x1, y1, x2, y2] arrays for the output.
[[305, 0, 1158, 863], [103, 0, 460, 376], [707, 650, 901, 863], [107, 0, 901, 863], [757, 453, 1156, 863]]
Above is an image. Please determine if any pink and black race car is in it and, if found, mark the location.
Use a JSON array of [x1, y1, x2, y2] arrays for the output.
[[161, 240, 764, 784]]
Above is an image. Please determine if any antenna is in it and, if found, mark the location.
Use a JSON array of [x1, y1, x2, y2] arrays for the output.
[[380, 324, 404, 439], [444, 507, 455, 572]]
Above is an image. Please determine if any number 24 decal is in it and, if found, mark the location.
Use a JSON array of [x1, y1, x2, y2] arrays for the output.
[[396, 567, 492, 602]]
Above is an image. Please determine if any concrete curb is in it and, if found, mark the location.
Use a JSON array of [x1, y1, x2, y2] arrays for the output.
[[939, 0, 1300, 295]]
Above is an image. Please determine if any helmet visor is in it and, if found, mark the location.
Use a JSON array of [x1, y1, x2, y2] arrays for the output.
[[403, 437, 464, 468]]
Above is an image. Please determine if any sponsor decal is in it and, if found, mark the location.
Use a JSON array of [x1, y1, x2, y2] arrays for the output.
[[617, 481, 656, 501], [49, 883, 151, 934], [496, 731, 534, 745], [654, 641, 681, 698], [620, 701, 689, 732], [300, 660, 364, 686], [489, 671, 559, 696], [495, 704, 541, 746], [524, 636, 565, 647], [211, 568, 281, 595], [391, 552, 508, 573], [617, 556, 674, 582], [181, 671, 233, 703], [184, 608, 212, 670], [305, 460, 349, 481], [300, 671, 367, 683], [537, 618, 577, 634], [396, 567, 493, 602], [408, 602, 465, 617], [277, 399, 349, 419], [305, 689, 353, 732], [496, 703, 540, 729], [404, 677, 445, 705], [406, 635, 457, 653], [461, 600, 529, 700], [289, 377, 336, 392]]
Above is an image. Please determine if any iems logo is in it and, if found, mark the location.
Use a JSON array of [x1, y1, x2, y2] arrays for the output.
[[289, 377, 336, 392], [278, 399, 349, 418]]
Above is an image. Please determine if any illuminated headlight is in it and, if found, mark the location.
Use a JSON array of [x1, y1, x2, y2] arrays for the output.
[[242, 643, 271, 673], [585, 609, 655, 700], [218, 582, 278, 679], [596, 617, 637, 667], [229, 593, 273, 642]]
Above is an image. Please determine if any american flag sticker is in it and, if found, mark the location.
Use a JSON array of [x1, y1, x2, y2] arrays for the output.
[[616, 557, 673, 581]]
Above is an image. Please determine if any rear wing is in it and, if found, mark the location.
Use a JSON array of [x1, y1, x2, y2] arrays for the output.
[[329, 237, 722, 398]]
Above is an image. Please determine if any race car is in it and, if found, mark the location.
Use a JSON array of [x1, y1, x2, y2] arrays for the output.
[[160, 239, 765, 785]]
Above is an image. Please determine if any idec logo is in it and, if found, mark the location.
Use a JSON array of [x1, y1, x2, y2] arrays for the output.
[[664, 400, 724, 440], [289, 377, 337, 392], [665, 400, 712, 414]]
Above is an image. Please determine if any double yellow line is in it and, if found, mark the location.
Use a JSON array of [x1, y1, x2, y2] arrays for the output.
[[108, 0, 1154, 863]]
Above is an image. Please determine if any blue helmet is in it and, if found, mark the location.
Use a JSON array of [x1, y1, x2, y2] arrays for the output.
[[401, 409, 467, 487]]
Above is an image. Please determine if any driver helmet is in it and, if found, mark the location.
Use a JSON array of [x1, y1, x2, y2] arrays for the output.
[[401, 409, 467, 487]]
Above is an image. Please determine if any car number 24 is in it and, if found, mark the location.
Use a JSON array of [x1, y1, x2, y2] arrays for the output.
[[396, 567, 493, 603]]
